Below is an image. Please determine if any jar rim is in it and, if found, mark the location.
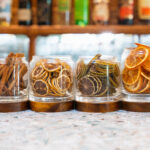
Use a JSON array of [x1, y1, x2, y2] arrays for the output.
[[78, 55, 118, 62], [33, 55, 72, 59]]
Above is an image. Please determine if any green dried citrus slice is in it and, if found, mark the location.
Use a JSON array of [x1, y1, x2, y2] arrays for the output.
[[78, 76, 95, 96], [31, 65, 45, 79], [42, 62, 61, 72], [88, 76, 102, 95], [95, 77, 108, 96], [33, 79, 49, 96], [109, 76, 119, 88]]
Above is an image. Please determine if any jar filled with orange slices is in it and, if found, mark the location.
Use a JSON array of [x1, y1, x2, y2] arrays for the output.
[[29, 56, 74, 102], [122, 44, 150, 94], [75, 54, 121, 102], [0, 53, 28, 102]]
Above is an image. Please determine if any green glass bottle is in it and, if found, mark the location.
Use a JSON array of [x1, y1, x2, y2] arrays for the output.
[[75, 0, 89, 26]]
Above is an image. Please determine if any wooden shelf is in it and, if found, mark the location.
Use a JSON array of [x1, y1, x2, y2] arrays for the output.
[[0, 25, 150, 35]]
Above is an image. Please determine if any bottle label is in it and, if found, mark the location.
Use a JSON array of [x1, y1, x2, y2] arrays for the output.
[[119, 5, 133, 20], [18, 9, 31, 21], [139, 0, 150, 19], [92, 2, 109, 23], [58, 0, 70, 12]]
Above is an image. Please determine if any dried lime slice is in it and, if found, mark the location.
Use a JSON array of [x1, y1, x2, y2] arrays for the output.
[[95, 77, 108, 96], [78, 76, 95, 96]]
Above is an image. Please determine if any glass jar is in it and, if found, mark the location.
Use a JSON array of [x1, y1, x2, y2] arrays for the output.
[[29, 56, 74, 102], [121, 44, 150, 95], [75, 54, 121, 102], [92, 0, 110, 25], [0, 53, 28, 102], [119, 0, 134, 25]]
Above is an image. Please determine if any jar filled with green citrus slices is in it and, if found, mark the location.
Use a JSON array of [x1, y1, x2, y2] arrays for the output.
[[75, 54, 121, 102], [29, 56, 74, 102]]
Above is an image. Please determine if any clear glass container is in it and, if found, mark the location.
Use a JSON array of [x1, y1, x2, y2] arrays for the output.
[[121, 44, 150, 96], [75, 54, 121, 103], [29, 56, 74, 102], [0, 53, 28, 102]]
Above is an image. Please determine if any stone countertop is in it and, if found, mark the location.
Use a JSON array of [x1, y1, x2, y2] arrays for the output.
[[0, 110, 150, 150]]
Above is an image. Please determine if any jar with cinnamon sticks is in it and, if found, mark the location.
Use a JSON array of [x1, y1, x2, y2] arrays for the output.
[[0, 53, 28, 102]]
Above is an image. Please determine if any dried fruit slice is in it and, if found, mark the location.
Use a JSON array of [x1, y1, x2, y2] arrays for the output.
[[135, 43, 150, 49], [109, 76, 119, 88], [57, 75, 71, 91], [141, 67, 150, 80], [76, 59, 87, 80], [125, 47, 149, 69], [42, 62, 61, 72], [124, 76, 143, 93], [78, 76, 95, 96], [143, 56, 150, 72], [89, 76, 102, 95], [138, 77, 150, 93], [122, 67, 141, 85], [31, 65, 45, 79], [95, 77, 108, 96], [33, 80, 49, 96]]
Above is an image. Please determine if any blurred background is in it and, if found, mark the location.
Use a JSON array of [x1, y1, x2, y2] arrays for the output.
[[0, 33, 149, 61]]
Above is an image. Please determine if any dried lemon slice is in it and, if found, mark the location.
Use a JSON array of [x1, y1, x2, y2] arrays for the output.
[[31, 65, 45, 79], [42, 62, 61, 72], [33, 79, 49, 96], [56, 75, 71, 91]]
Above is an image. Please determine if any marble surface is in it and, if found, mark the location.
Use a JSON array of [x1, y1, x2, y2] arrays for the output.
[[0, 110, 150, 150]]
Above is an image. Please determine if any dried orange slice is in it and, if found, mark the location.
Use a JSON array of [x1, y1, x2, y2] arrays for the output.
[[122, 67, 141, 85], [31, 65, 45, 79], [124, 76, 143, 93], [42, 62, 61, 72], [143, 56, 150, 72], [125, 47, 149, 69], [138, 77, 150, 93], [135, 43, 150, 49], [141, 67, 150, 80], [33, 79, 49, 96]]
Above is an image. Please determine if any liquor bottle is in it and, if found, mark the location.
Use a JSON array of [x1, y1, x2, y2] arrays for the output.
[[92, 0, 109, 25], [0, 0, 12, 26], [53, 0, 71, 25], [18, 0, 32, 25], [37, 0, 52, 25], [138, 0, 150, 24], [75, 0, 89, 26], [119, 0, 134, 25]]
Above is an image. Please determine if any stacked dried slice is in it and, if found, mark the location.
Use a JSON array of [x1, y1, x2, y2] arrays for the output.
[[0, 53, 27, 96], [31, 59, 73, 97], [122, 44, 150, 94], [76, 54, 120, 97]]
